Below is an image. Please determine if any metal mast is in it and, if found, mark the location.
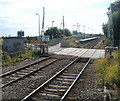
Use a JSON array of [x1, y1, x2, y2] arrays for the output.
[[41, 7, 45, 41]]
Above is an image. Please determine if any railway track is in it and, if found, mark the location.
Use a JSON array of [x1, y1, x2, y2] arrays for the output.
[[2, 56, 76, 100], [21, 50, 96, 101], [80, 37, 101, 49], [1, 56, 58, 88], [66, 38, 101, 56], [2, 38, 103, 100]]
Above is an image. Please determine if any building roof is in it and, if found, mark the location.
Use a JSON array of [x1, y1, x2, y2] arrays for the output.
[[2, 37, 24, 39]]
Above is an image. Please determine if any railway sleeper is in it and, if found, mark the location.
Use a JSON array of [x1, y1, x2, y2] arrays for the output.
[[24, 68, 37, 71], [8, 77, 18, 80], [55, 81, 72, 85], [48, 84, 68, 89], [56, 78, 75, 82], [20, 69, 31, 72], [59, 75, 76, 79], [50, 81, 71, 87], [17, 74, 26, 77], [19, 72, 28, 75], [33, 92, 61, 100], [62, 73, 78, 76], [44, 88, 66, 92]]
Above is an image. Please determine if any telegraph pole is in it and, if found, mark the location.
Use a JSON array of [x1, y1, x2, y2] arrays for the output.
[[83, 25, 85, 38], [41, 7, 45, 42]]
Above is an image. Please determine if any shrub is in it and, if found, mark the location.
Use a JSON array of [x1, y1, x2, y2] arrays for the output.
[[2, 49, 37, 66], [68, 40, 78, 47], [94, 58, 109, 85], [105, 64, 119, 86], [94, 50, 120, 88]]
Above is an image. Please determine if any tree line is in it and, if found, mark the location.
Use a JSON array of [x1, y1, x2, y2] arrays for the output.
[[102, 1, 120, 47], [44, 27, 71, 39]]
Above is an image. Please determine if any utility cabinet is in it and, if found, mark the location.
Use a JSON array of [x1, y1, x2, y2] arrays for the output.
[[37, 44, 48, 55]]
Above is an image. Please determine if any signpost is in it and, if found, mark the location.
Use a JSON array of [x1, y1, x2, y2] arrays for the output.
[[42, 35, 50, 42]]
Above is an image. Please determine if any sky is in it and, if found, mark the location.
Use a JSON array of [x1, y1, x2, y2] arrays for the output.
[[0, 0, 116, 37]]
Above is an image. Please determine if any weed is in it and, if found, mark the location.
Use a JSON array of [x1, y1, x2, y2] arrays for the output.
[[2, 49, 37, 66], [94, 50, 120, 88]]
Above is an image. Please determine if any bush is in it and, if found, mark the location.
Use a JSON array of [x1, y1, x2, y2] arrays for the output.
[[105, 64, 119, 86], [2, 49, 37, 66], [62, 40, 78, 47], [68, 40, 78, 47], [94, 58, 109, 84], [94, 50, 120, 88]]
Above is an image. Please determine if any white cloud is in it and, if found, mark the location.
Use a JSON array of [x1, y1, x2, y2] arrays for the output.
[[0, 0, 110, 36]]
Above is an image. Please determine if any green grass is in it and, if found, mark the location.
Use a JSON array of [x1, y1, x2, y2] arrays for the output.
[[62, 40, 78, 47], [2, 49, 37, 66]]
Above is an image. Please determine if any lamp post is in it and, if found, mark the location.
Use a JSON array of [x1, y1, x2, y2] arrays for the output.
[[73, 25, 75, 31], [52, 21, 54, 39], [76, 23, 79, 32], [83, 25, 85, 38], [88, 27, 90, 34], [52, 21, 54, 28], [79, 25, 81, 32], [36, 13, 41, 43], [91, 28, 92, 34], [60, 23, 62, 29]]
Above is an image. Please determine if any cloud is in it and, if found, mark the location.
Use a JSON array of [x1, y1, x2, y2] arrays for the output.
[[0, 0, 109, 36]]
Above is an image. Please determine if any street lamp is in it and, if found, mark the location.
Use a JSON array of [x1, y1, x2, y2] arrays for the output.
[[83, 25, 85, 38], [36, 13, 41, 43], [60, 23, 62, 29], [52, 21, 54, 39], [76, 23, 79, 32], [73, 25, 75, 31], [88, 27, 89, 34], [79, 25, 81, 32], [91, 29, 92, 34], [52, 21, 54, 27]]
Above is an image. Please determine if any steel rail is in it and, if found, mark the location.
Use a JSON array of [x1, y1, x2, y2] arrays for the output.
[[1, 59, 58, 88], [89, 38, 100, 49], [79, 37, 99, 48], [60, 49, 97, 101], [60, 58, 92, 101], [21, 57, 80, 101], [21, 39, 100, 101], [0, 56, 51, 77], [21, 48, 95, 101]]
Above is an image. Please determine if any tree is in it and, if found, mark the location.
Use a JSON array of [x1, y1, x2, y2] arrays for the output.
[[44, 27, 61, 39], [44, 27, 72, 39], [102, 23, 108, 38], [72, 30, 78, 35], [64, 28, 71, 36], [111, 1, 120, 47], [111, 6, 120, 47]]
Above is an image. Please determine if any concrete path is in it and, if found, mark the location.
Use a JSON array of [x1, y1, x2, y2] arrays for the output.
[[48, 43, 105, 59]]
